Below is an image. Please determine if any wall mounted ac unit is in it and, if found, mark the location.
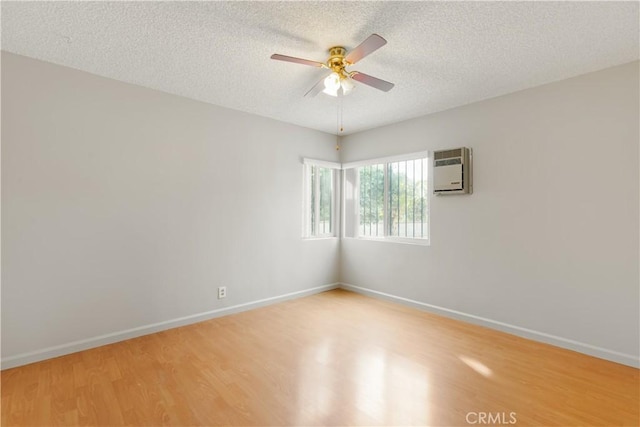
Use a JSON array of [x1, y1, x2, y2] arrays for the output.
[[433, 147, 473, 195]]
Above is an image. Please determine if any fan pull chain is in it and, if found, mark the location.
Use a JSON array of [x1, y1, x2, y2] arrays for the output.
[[336, 96, 343, 133], [336, 95, 343, 150], [340, 95, 344, 133]]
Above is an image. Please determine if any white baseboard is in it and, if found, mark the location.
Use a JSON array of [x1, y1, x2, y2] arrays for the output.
[[340, 283, 640, 368], [4, 282, 637, 370], [1, 283, 339, 370]]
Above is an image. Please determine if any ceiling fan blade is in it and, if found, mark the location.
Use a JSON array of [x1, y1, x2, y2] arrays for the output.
[[351, 72, 395, 92], [304, 75, 329, 98], [345, 34, 387, 64], [270, 54, 325, 68]]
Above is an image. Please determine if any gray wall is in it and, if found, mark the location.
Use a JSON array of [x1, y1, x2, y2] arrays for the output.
[[3, 52, 638, 368], [1, 52, 340, 364], [339, 61, 639, 365]]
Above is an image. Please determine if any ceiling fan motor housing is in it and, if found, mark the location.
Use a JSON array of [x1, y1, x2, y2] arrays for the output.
[[327, 46, 349, 77]]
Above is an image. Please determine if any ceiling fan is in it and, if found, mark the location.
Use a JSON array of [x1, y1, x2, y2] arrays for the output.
[[271, 34, 394, 97]]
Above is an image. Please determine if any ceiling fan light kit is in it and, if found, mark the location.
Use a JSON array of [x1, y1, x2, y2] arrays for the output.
[[270, 34, 395, 98], [322, 70, 354, 97]]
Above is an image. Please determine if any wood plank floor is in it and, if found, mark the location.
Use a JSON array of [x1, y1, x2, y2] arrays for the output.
[[2, 289, 638, 426]]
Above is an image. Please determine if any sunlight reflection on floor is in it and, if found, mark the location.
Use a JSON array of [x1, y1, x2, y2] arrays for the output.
[[355, 346, 431, 425], [294, 337, 434, 425], [459, 355, 493, 377], [293, 338, 337, 425]]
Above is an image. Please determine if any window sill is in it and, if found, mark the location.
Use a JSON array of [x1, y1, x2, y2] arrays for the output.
[[344, 236, 430, 246], [302, 236, 339, 241]]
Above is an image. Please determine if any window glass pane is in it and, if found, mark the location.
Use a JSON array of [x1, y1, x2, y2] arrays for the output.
[[318, 167, 332, 235], [359, 164, 384, 237], [310, 166, 317, 235], [388, 162, 400, 236], [387, 159, 428, 239], [417, 158, 428, 239], [304, 161, 337, 239]]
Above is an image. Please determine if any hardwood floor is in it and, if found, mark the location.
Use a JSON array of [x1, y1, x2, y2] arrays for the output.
[[2, 289, 638, 426]]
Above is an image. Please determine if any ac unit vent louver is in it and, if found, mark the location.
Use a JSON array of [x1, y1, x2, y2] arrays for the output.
[[434, 148, 463, 160]]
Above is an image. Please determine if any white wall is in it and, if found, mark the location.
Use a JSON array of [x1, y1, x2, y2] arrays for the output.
[[339, 61, 639, 366], [1, 52, 340, 365]]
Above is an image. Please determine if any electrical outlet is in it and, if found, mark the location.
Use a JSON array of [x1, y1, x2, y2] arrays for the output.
[[218, 286, 227, 299]]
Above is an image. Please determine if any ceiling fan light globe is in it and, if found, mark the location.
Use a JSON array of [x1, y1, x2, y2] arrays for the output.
[[322, 87, 338, 97], [341, 78, 355, 95], [323, 72, 341, 91]]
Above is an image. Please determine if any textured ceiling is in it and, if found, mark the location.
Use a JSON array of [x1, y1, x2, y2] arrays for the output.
[[2, 1, 638, 135]]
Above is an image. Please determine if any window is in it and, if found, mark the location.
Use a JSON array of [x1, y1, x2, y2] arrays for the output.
[[303, 159, 340, 238], [344, 152, 429, 244]]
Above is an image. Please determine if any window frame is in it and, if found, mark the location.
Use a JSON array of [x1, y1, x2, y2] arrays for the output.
[[302, 158, 341, 239], [343, 151, 430, 245]]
